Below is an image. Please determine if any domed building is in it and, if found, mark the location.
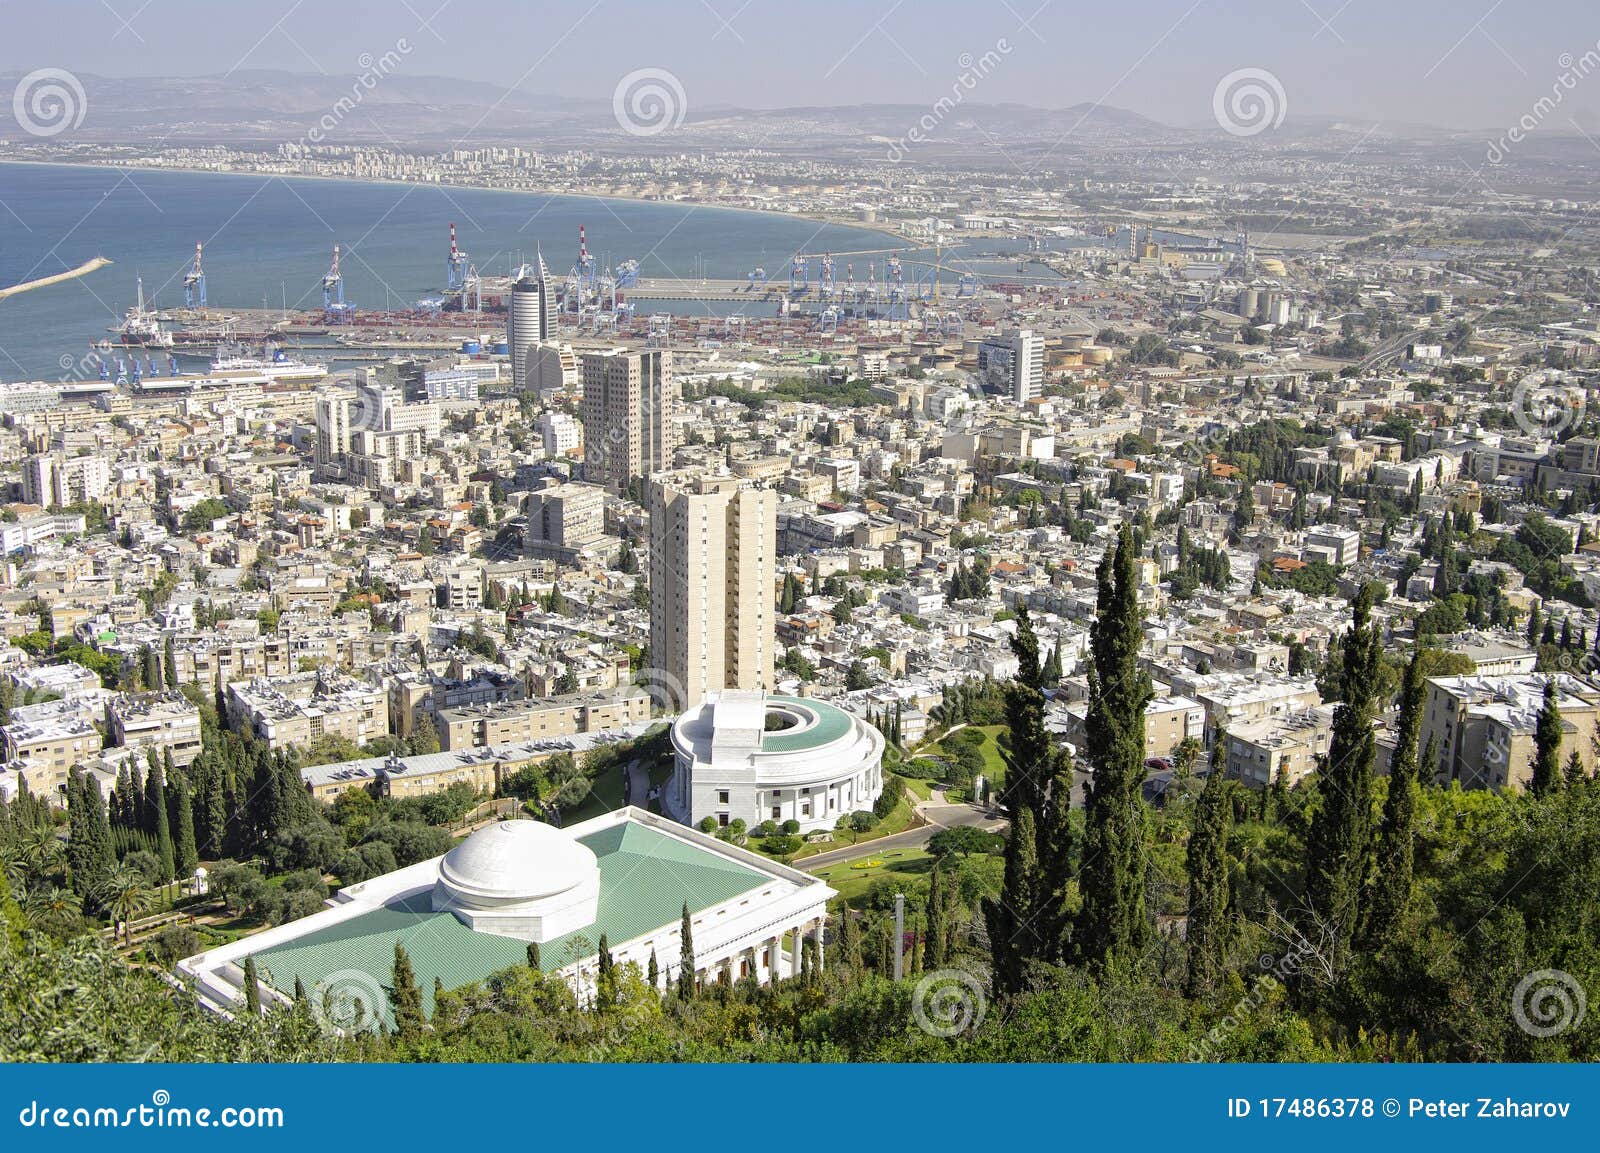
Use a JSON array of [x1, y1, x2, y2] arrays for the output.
[[178, 807, 834, 1026], [667, 690, 884, 834]]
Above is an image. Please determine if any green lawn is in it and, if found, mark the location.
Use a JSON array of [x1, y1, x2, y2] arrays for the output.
[[810, 847, 936, 905], [912, 724, 1008, 788], [566, 762, 627, 824], [784, 789, 923, 861]]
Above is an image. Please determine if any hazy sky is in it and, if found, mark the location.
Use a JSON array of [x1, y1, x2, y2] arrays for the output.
[[4, 0, 1599, 132]]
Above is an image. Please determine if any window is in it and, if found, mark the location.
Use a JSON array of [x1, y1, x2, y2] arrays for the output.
[[772, 806, 781, 819], [718, 790, 730, 804], [717, 813, 729, 827]]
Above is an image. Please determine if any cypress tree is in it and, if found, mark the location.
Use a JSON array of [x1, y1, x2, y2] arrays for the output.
[[389, 942, 425, 1039], [877, 925, 893, 974], [1565, 747, 1587, 787], [526, 941, 541, 970], [242, 955, 262, 1015], [982, 806, 1039, 996], [1304, 585, 1382, 981], [147, 759, 174, 882], [1185, 733, 1232, 997], [1367, 653, 1425, 944], [111, 764, 136, 830], [163, 635, 178, 689], [677, 902, 696, 998], [647, 949, 659, 989], [596, 933, 617, 1006], [839, 903, 862, 971], [924, 867, 947, 969], [174, 778, 198, 881], [67, 768, 116, 905], [293, 975, 308, 1009], [1078, 524, 1153, 970], [1531, 677, 1563, 796]]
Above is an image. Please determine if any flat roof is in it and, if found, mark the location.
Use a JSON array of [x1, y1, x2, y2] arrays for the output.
[[252, 819, 771, 1024]]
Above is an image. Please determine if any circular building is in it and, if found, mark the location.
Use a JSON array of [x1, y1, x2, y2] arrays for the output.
[[667, 690, 884, 834], [431, 819, 600, 941]]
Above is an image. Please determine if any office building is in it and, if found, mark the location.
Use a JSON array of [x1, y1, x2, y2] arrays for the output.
[[507, 256, 553, 393], [977, 329, 1043, 405]]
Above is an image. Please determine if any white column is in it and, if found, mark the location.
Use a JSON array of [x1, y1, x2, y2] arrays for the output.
[[814, 918, 825, 972], [766, 936, 780, 981], [788, 925, 802, 978]]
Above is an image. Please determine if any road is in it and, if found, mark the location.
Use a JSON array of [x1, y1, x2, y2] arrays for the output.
[[800, 789, 1006, 871]]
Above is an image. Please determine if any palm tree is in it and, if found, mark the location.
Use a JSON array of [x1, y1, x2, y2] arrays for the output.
[[96, 866, 153, 943], [23, 884, 83, 935], [20, 824, 63, 880]]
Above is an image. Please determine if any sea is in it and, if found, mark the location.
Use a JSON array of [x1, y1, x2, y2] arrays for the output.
[[0, 161, 918, 383]]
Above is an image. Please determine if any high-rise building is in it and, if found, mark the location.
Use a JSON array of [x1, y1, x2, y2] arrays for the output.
[[579, 348, 678, 492], [976, 328, 1043, 405], [507, 254, 552, 393], [649, 475, 777, 711], [20, 453, 110, 509]]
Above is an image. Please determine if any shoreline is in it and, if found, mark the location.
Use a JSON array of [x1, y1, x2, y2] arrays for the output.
[[0, 157, 917, 255]]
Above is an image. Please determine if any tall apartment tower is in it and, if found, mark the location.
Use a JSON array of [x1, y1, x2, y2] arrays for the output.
[[579, 348, 678, 492], [649, 475, 777, 711], [1010, 328, 1043, 404], [507, 253, 552, 393]]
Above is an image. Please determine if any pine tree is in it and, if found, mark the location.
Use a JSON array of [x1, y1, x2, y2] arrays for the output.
[[1078, 524, 1153, 969], [1303, 585, 1382, 981], [242, 955, 262, 1015], [389, 942, 425, 1039], [1184, 733, 1232, 997], [677, 902, 696, 998], [1531, 677, 1563, 796], [1367, 653, 1425, 944]]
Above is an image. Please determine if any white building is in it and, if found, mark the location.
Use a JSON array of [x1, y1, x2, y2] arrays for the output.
[[668, 691, 885, 833], [178, 809, 834, 1024]]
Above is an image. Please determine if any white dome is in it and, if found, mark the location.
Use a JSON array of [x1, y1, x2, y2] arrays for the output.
[[432, 820, 602, 941], [437, 820, 597, 905]]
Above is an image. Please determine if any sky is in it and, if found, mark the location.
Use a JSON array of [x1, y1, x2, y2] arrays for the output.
[[3, 0, 1599, 133]]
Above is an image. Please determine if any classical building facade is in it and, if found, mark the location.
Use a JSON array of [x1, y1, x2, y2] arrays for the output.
[[179, 809, 834, 1023], [667, 691, 885, 834]]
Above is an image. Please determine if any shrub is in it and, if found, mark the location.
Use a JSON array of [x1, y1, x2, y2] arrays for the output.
[[762, 834, 802, 856], [781, 819, 801, 835], [848, 810, 878, 833], [699, 817, 719, 834]]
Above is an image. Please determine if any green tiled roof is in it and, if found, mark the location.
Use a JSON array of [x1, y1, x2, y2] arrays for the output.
[[253, 820, 771, 1026], [761, 695, 853, 752]]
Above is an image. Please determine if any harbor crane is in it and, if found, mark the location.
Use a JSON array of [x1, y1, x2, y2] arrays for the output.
[[183, 243, 207, 311]]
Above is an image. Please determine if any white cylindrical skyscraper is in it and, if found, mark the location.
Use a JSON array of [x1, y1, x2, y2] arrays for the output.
[[507, 252, 552, 392]]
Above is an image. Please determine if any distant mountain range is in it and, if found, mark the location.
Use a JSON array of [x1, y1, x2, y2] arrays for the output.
[[1, 69, 1591, 164]]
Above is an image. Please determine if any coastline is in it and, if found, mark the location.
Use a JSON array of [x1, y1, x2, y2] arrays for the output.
[[0, 157, 916, 254]]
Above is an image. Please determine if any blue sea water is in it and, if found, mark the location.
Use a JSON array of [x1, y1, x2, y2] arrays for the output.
[[0, 161, 903, 381]]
